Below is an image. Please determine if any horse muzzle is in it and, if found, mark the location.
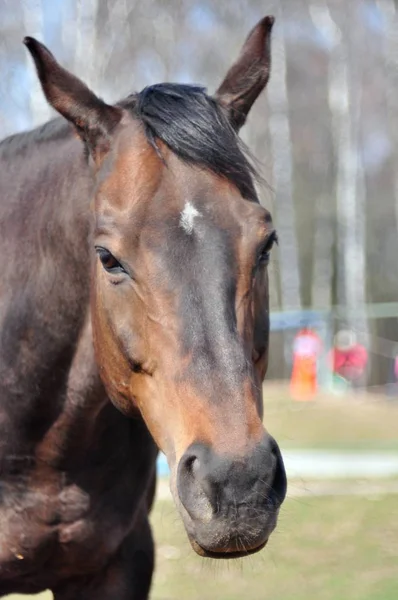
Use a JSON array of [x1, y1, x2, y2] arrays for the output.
[[174, 435, 287, 558]]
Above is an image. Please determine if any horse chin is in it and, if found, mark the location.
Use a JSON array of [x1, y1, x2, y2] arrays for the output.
[[188, 536, 268, 559]]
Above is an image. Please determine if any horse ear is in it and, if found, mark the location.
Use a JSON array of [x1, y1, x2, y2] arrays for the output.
[[215, 15, 274, 131], [23, 37, 122, 161]]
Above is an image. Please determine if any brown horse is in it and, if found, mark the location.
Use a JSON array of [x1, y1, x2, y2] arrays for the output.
[[0, 15, 286, 599]]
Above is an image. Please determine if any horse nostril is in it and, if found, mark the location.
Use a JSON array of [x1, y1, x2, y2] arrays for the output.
[[177, 444, 214, 522], [269, 440, 287, 503], [181, 452, 200, 481], [177, 444, 208, 499]]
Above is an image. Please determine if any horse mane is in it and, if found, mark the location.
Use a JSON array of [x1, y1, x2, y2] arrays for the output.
[[0, 84, 259, 201], [122, 83, 259, 200]]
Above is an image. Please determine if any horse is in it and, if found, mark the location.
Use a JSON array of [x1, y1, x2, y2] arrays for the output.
[[0, 15, 286, 599]]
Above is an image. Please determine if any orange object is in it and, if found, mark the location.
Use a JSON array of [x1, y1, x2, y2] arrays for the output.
[[290, 328, 321, 401]]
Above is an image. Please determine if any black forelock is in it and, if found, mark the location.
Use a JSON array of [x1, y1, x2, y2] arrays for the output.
[[121, 83, 258, 200]]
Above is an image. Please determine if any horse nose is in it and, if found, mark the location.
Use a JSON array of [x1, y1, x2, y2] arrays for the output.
[[177, 436, 287, 530]]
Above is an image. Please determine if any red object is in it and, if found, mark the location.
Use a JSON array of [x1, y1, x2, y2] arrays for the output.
[[329, 345, 368, 381], [290, 328, 321, 401], [394, 357, 398, 380]]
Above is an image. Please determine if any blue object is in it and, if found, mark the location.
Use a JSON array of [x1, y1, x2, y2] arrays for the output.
[[157, 453, 170, 477]]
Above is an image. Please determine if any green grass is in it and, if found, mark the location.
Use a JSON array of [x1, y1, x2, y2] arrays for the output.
[[150, 492, 398, 600], [262, 384, 398, 451]]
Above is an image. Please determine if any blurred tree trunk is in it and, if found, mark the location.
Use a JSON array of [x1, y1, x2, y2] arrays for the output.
[[363, 0, 398, 384], [93, 0, 132, 98], [328, 1, 369, 355], [23, 0, 51, 126], [379, 0, 398, 260], [266, 2, 302, 379], [309, 1, 337, 311], [267, 4, 301, 312], [74, 0, 99, 90]]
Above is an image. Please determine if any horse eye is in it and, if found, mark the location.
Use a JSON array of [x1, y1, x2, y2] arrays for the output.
[[258, 231, 278, 266], [258, 250, 270, 265], [96, 247, 126, 275]]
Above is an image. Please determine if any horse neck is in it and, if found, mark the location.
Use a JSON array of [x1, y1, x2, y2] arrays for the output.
[[0, 119, 105, 469]]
